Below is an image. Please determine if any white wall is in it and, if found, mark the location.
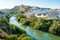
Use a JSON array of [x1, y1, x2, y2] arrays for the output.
[[35, 14, 47, 18]]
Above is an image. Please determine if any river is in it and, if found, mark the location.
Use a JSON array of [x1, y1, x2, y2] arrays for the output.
[[9, 16, 60, 40]]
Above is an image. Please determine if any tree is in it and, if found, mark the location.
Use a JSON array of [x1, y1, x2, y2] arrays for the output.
[[20, 18, 31, 26], [49, 20, 60, 35], [6, 35, 17, 40], [21, 36, 33, 40], [10, 24, 26, 35], [18, 34, 33, 40]]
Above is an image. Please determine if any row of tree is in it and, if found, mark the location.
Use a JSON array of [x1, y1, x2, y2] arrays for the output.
[[16, 15, 60, 36], [0, 16, 33, 40]]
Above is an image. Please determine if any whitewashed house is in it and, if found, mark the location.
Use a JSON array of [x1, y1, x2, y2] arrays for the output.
[[47, 10, 60, 18], [23, 11, 35, 18], [35, 13, 48, 18], [35, 10, 60, 18], [23, 6, 60, 18]]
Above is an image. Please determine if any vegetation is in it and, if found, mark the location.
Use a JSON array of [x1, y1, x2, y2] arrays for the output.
[[10, 24, 26, 35], [16, 15, 60, 36], [6, 34, 33, 40], [0, 7, 60, 40], [0, 15, 33, 40], [49, 20, 60, 35], [6, 35, 17, 40], [0, 17, 10, 34], [0, 29, 8, 39], [18, 34, 33, 40], [0, 16, 10, 39], [19, 6, 30, 13], [20, 36, 33, 40]]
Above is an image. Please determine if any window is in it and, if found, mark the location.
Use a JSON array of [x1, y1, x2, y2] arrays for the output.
[[38, 14, 41, 16]]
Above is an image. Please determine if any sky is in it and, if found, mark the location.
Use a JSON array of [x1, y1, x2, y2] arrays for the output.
[[0, 0, 60, 9]]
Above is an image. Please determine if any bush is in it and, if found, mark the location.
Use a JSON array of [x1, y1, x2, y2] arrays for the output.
[[29, 22, 36, 28], [16, 15, 60, 35], [20, 18, 31, 26], [21, 36, 33, 40], [49, 20, 60, 35], [10, 24, 26, 35], [16, 14, 26, 22], [33, 18, 51, 31], [18, 34, 33, 40], [6, 35, 17, 40], [33, 22, 41, 30]]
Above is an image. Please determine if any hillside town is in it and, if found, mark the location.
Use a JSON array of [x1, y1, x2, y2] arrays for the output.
[[0, 5, 60, 18], [20, 5, 60, 18]]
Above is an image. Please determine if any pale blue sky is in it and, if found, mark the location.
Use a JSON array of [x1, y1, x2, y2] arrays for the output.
[[0, 0, 60, 9]]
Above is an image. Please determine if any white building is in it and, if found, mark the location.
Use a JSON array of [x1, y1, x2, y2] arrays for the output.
[[23, 7, 60, 18], [35, 12, 48, 18], [35, 11, 60, 18]]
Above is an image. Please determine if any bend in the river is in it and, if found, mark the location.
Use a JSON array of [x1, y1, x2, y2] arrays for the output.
[[9, 16, 60, 40]]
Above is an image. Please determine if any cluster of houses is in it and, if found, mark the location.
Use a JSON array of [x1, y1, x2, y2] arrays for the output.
[[23, 7, 60, 18], [35, 10, 60, 18], [0, 5, 60, 18]]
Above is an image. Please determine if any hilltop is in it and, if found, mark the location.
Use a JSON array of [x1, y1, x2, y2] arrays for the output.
[[0, 5, 60, 18], [0, 5, 54, 13]]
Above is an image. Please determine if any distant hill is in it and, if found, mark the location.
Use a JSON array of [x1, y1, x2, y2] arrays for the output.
[[10, 6, 20, 12], [0, 5, 51, 13], [0, 9, 10, 14], [0, 5, 60, 14], [0, 6, 20, 13]]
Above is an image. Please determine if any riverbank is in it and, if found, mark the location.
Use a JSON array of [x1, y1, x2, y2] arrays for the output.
[[10, 16, 60, 40], [16, 14, 60, 36]]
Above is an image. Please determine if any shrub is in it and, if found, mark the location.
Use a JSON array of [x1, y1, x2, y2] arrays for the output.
[[6, 35, 17, 40], [18, 34, 33, 40], [10, 24, 26, 35], [21, 36, 33, 40], [49, 20, 60, 35], [20, 18, 31, 26], [29, 22, 36, 28]]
